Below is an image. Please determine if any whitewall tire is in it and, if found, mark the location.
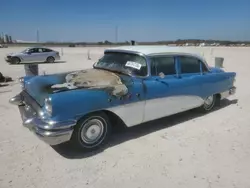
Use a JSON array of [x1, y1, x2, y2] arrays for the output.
[[70, 112, 111, 151]]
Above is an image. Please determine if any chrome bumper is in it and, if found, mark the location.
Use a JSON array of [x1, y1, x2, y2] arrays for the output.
[[10, 93, 75, 146], [229, 86, 236, 95], [221, 86, 236, 99]]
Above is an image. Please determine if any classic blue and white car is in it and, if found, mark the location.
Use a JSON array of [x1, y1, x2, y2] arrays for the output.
[[9, 46, 236, 151]]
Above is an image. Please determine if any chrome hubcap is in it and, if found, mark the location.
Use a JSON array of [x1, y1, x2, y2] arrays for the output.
[[81, 119, 104, 144], [204, 96, 214, 106]]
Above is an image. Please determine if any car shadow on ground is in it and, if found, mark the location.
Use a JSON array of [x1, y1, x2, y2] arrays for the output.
[[52, 98, 238, 159]]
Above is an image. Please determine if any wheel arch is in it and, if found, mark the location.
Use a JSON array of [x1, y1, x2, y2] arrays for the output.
[[12, 56, 22, 62], [75, 109, 127, 129]]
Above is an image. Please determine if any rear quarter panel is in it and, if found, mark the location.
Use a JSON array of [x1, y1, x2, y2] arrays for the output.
[[200, 70, 236, 98]]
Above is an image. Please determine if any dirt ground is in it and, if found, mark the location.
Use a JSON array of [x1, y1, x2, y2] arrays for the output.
[[0, 46, 249, 188]]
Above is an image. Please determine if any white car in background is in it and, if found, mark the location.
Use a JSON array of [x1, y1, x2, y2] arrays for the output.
[[5, 47, 60, 64]]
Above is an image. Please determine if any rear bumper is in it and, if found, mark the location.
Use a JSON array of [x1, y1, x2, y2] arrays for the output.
[[10, 93, 75, 145], [221, 86, 236, 99]]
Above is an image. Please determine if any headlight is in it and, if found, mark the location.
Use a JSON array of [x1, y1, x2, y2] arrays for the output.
[[44, 97, 52, 116]]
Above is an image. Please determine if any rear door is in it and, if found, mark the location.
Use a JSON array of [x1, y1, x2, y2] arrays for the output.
[[176, 55, 206, 98], [143, 55, 204, 123], [42, 48, 54, 61]]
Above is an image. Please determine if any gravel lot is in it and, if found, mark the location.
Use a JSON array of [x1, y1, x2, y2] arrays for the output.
[[0, 46, 249, 188]]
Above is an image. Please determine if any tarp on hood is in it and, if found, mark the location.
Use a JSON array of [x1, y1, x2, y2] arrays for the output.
[[51, 68, 129, 97]]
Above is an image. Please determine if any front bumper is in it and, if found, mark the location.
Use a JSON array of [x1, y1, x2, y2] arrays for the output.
[[55, 55, 61, 60], [5, 57, 11, 63], [10, 93, 75, 145]]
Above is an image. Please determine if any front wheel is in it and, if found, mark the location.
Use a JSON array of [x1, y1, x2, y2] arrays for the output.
[[70, 112, 112, 151], [197, 94, 217, 112], [46, 56, 55, 63], [11, 57, 21, 64]]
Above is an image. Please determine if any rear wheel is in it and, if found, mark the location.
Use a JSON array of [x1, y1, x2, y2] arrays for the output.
[[198, 94, 217, 112], [70, 112, 111, 151], [11, 57, 21, 64], [46, 56, 55, 63]]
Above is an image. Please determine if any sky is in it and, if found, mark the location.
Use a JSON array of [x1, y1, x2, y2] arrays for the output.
[[0, 0, 250, 42]]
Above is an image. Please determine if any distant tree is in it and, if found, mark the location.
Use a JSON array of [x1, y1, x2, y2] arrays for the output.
[[104, 40, 112, 45]]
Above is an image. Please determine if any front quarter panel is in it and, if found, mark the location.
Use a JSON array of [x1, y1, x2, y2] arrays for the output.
[[50, 89, 121, 122], [49, 78, 145, 127]]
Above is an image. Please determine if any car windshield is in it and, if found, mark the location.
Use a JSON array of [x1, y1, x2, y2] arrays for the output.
[[94, 52, 148, 76], [21, 48, 31, 53]]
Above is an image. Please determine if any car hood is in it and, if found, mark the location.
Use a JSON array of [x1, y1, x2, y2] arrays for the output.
[[7, 52, 23, 56], [24, 68, 131, 106]]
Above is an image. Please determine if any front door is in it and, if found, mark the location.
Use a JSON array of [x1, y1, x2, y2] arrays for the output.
[[24, 48, 43, 62], [143, 55, 204, 123]]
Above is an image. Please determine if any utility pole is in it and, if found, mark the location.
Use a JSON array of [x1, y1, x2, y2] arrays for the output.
[[115, 25, 118, 43], [36, 29, 40, 43]]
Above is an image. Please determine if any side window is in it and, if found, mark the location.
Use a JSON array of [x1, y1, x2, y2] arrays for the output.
[[150, 56, 176, 76], [38, 48, 43, 53], [29, 48, 38, 53], [179, 56, 200, 74], [42, 48, 52, 52]]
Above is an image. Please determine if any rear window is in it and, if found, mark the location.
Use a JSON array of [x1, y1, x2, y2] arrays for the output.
[[179, 56, 200, 73]]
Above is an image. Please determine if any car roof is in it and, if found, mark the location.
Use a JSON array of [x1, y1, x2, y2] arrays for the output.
[[105, 45, 206, 62], [28, 46, 52, 49]]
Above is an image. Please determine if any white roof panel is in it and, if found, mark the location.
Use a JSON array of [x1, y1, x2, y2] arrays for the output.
[[105, 45, 206, 61]]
